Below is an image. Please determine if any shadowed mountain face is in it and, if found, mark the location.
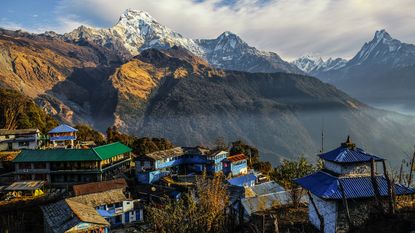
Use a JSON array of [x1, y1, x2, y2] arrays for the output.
[[1, 28, 415, 166], [111, 48, 415, 165]]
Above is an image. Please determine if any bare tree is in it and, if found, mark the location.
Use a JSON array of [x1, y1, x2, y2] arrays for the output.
[[145, 174, 230, 233]]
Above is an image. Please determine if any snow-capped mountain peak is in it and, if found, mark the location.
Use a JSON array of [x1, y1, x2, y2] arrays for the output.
[[118, 9, 156, 24], [65, 9, 301, 74], [65, 9, 204, 58], [292, 54, 347, 74], [349, 29, 415, 67], [291, 54, 324, 73], [374, 29, 393, 41]]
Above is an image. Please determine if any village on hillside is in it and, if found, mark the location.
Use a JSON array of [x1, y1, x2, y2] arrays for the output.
[[0, 124, 414, 233]]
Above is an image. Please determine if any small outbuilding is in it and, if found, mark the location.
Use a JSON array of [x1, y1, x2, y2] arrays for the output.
[[5, 180, 46, 198]]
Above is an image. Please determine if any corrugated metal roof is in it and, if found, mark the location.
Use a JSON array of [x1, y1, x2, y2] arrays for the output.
[[73, 178, 128, 196], [241, 192, 291, 215], [225, 154, 247, 163], [5, 181, 46, 191], [227, 173, 257, 186], [249, 181, 285, 196], [93, 142, 132, 160], [145, 147, 184, 160], [67, 188, 127, 207], [319, 146, 383, 163], [295, 171, 415, 200], [0, 128, 39, 135], [13, 142, 131, 162], [48, 124, 78, 134], [13, 149, 100, 162]]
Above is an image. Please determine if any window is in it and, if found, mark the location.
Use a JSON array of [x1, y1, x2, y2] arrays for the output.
[[18, 141, 29, 147], [34, 174, 46, 180], [33, 163, 46, 169], [19, 163, 32, 169]]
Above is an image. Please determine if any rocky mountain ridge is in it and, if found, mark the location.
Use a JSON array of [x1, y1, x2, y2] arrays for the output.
[[64, 9, 302, 74], [292, 54, 347, 74]]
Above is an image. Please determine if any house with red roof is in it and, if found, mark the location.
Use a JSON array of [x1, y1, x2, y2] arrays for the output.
[[223, 154, 248, 177]]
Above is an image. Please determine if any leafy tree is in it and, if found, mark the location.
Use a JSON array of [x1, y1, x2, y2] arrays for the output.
[[230, 140, 259, 167], [75, 124, 106, 145], [106, 126, 174, 156], [252, 161, 273, 176], [213, 137, 228, 151], [145, 174, 230, 233], [0, 88, 58, 133], [132, 137, 174, 156], [270, 157, 315, 207], [106, 126, 135, 146]]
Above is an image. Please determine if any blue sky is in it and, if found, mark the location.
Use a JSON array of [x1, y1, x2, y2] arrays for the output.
[[1, 0, 414, 60]]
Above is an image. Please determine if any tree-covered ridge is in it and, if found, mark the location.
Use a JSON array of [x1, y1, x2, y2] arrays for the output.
[[0, 88, 58, 133], [106, 126, 175, 156], [75, 124, 106, 145]]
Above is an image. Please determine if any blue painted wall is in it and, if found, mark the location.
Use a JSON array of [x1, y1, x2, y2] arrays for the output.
[[137, 170, 170, 184], [137, 150, 229, 183], [223, 160, 248, 177]]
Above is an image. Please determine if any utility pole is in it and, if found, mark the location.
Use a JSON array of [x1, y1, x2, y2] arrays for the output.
[[320, 118, 324, 153], [408, 145, 415, 188], [398, 160, 404, 184]]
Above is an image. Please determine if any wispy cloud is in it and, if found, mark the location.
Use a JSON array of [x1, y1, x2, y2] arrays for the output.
[[4, 0, 415, 60]]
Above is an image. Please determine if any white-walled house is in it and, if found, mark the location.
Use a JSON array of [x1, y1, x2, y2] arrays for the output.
[[0, 129, 41, 151]]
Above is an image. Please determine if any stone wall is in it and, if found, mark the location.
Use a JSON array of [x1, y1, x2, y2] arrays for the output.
[[308, 193, 337, 233], [336, 199, 388, 232], [324, 161, 372, 177]]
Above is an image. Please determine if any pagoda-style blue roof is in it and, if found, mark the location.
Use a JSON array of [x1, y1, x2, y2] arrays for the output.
[[295, 171, 415, 200], [48, 124, 78, 134], [319, 136, 384, 163], [319, 146, 384, 164]]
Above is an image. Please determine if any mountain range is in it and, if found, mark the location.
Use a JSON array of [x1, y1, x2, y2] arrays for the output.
[[64, 9, 302, 74], [292, 54, 347, 74], [293, 30, 415, 115], [1, 10, 415, 165]]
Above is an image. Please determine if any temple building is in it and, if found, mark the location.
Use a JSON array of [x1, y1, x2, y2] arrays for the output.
[[295, 137, 415, 233]]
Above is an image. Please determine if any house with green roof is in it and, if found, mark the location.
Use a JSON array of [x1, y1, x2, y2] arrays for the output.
[[13, 142, 132, 186]]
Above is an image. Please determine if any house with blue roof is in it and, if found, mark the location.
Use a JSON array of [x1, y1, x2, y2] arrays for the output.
[[136, 147, 229, 184], [295, 137, 415, 233], [48, 124, 78, 148]]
